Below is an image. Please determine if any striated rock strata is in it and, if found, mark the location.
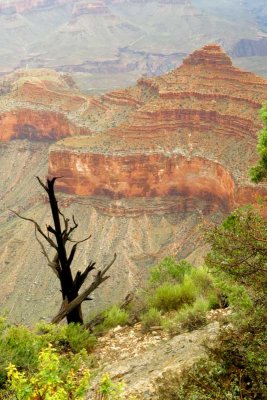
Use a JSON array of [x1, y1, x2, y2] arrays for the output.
[[49, 44, 267, 212], [0, 68, 145, 142], [2, 44, 267, 324]]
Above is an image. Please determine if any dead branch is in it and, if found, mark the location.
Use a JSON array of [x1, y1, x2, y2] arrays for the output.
[[74, 260, 96, 291], [51, 253, 116, 324], [10, 209, 58, 250]]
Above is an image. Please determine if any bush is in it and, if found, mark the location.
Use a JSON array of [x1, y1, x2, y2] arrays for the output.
[[7, 344, 90, 400], [0, 320, 96, 389], [66, 323, 96, 353], [0, 322, 43, 387], [149, 257, 192, 285], [95, 373, 124, 399], [35, 322, 96, 353], [141, 308, 162, 332], [206, 206, 267, 296], [189, 267, 214, 297], [150, 277, 197, 312], [161, 298, 209, 335], [155, 206, 267, 399], [176, 298, 209, 332], [102, 306, 129, 329]]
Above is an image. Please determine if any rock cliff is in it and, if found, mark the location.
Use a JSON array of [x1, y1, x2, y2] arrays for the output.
[[0, 69, 90, 141], [0, 69, 142, 141], [1, 45, 267, 324], [49, 44, 267, 212]]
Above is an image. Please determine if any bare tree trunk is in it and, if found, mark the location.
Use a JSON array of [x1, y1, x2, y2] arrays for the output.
[[46, 179, 83, 324], [12, 177, 116, 325]]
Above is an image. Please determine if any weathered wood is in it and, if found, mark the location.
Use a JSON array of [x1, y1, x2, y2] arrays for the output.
[[52, 253, 116, 324], [13, 176, 116, 325]]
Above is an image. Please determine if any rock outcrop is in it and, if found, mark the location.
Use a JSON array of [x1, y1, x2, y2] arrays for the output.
[[0, 69, 90, 141], [49, 44, 267, 212], [89, 319, 223, 399], [0, 69, 143, 142]]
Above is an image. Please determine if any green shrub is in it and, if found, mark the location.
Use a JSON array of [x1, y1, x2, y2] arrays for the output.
[[95, 373, 124, 399], [149, 257, 192, 285], [176, 298, 209, 332], [141, 308, 162, 332], [207, 291, 222, 309], [189, 267, 214, 297], [35, 322, 96, 354], [155, 206, 267, 399], [161, 298, 209, 335], [0, 322, 43, 387], [65, 323, 96, 353], [102, 306, 129, 329], [0, 320, 96, 389], [150, 277, 197, 312], [7, 344, 90, 400]]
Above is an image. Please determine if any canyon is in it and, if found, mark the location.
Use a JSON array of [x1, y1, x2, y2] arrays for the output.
[[0, 44, 266, 323], [0, 0, 267, 93], [49, 45, 267, 211]]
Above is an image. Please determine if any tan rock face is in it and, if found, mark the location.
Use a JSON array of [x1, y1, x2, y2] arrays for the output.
[[49, 44, 267, 211]]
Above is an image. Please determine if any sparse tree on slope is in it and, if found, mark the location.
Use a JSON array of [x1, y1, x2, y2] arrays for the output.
[[13, 177, 116, 325]]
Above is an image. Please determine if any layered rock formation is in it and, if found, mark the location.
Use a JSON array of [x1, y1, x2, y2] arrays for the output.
[[49, 44, 267, 212], [0, 69, 143, 142], [1, 44, 267, 324], [0, 69, 90, 141]]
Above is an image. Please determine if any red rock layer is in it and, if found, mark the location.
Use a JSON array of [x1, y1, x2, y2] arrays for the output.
[[0, 109, 80, 141], [49, 151, 231, 201], [0, 69, 92, 141], [102, 90, 143, 107], [49, 149, 265, 210]]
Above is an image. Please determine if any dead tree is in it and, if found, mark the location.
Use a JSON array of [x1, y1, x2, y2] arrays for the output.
[[12, 177, 116, 325]]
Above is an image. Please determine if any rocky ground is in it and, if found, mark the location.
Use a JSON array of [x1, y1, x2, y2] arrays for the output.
[[88, 309, 231, 399]]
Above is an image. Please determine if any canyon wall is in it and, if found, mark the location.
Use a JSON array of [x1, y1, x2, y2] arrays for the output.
[[49, 44, 267, 213], [1, 44, 267, 323], [50, 150, 258, 211]]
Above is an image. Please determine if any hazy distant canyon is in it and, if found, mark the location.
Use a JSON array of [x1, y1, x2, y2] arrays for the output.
[[0, 0, 267, 93]]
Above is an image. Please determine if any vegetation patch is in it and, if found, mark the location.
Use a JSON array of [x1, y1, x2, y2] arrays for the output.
[[127, 257, 222, 334], [155, 206, 267, 399]]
